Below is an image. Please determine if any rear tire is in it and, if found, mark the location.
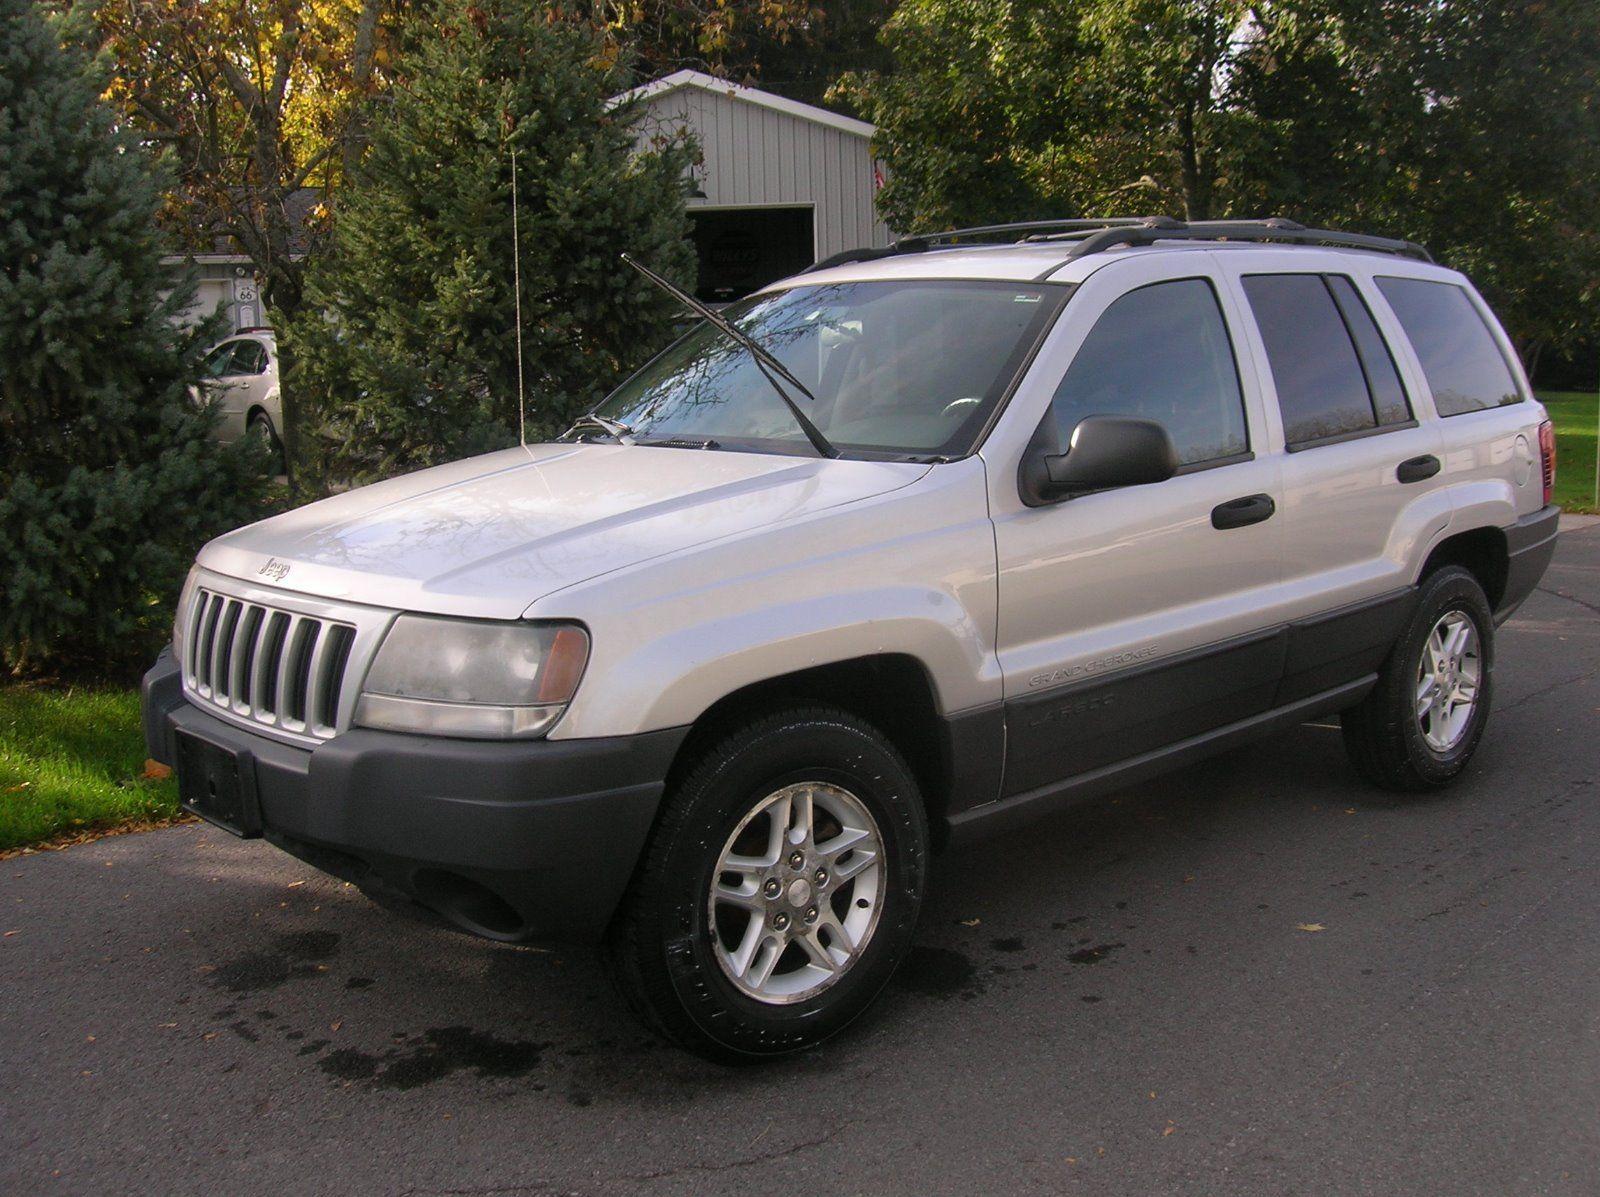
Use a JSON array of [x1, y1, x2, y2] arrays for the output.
[[1341, 565, 1494, 792], [606, 707, 928, 1062]]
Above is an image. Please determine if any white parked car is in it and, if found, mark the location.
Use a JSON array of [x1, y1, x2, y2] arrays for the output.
[[144, 217, 1560, 1060], [195, 330, 282, 469]]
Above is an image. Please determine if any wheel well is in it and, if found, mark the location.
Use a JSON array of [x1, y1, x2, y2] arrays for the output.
[[666, 655, 952, 835], [1420, 526, 1508, 608], [246, 405, 273, 429]]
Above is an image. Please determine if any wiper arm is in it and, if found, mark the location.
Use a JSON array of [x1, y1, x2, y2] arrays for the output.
[[621, 253, 840, 460], [568, 413, 635, 444], [640, 436, 721, 450]]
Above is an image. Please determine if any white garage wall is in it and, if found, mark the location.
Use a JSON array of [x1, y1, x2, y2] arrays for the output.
[[627, 79, 892, 261]]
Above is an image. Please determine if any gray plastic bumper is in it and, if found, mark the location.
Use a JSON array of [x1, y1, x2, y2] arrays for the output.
[[141, 649, 685, 943]]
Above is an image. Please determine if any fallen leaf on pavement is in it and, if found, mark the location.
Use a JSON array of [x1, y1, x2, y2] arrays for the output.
[[958, 918, 981, 927], [1296, 923, 1326, 933]]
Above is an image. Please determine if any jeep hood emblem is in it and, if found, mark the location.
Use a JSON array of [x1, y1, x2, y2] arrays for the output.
[[258, 557, 291, 582]]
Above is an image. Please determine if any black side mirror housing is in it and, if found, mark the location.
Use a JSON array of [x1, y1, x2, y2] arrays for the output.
[[1020, 414, 1179, 504]]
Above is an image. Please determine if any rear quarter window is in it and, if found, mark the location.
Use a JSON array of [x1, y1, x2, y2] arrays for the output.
[[1375, 277, 1521, 416]]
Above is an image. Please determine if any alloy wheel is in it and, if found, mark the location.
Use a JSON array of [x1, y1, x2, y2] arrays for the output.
[[707, 782, 885, 1005]]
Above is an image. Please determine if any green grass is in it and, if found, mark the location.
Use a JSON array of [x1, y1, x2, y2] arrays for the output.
[[1538, 389, 1600, 514], [0, 685, 179, 853]]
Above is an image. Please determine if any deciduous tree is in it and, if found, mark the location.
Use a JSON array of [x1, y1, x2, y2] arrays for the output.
[[843, 0, 1600, 361]]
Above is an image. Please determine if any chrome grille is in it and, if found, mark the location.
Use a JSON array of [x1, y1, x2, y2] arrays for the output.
[[183, 588, 358, 739]]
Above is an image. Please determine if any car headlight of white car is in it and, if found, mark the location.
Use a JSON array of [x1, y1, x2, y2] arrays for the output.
[[354, 616, 590, 739]]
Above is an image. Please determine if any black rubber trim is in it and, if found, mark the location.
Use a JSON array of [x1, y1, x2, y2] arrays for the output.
[[1497, 504, 1561, 623], [1173, 450, 1256, 477], [1285, 419, 1419, 453]]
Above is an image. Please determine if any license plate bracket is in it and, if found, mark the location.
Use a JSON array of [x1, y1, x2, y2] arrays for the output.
[[174, 731, 263, 838]]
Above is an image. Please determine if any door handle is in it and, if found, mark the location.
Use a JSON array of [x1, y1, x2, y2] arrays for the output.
[[1211, 494, 1276, 530], [1396, 454, 1441, 484]]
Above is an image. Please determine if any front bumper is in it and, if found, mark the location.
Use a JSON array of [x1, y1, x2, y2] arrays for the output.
[[142, 650, 685, 943]]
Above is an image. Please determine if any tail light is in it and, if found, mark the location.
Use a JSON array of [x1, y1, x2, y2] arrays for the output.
[[1537, 419, 1557, 507]]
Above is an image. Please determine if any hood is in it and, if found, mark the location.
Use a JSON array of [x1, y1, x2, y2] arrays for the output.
[[198, 443, 928, 619]]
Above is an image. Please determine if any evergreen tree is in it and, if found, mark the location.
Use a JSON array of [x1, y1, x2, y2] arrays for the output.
[[286, 0, 696, 486], [0, 0, 271, 677]]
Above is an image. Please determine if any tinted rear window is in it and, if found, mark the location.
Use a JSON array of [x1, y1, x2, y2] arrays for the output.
[[1376, 277, 1520, 416], [1243, 274, 1376, 445]]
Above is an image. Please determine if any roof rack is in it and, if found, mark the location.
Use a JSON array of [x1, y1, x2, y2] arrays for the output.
[[806, 216, 1432, 273], [1059, 217, 1432, 262]]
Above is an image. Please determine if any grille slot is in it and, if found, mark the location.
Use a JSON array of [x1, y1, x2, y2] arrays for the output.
[[182, 588, 358, 739]]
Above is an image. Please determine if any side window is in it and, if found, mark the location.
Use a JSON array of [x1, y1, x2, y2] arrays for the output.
[[1376, 277, 1521, 416], [232, 341, 267, 375], [204, 341, 242, 378], [1050, 278, 1248, 467], [1325, 276, 1411, 427], [1243, 274, 1378, 446]]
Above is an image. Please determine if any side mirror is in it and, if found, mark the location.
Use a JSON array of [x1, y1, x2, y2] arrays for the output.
[[1021, 415, 1179, 504]]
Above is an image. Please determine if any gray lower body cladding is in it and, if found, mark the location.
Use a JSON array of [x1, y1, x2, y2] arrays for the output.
[[1498, 504, 1561, 624]]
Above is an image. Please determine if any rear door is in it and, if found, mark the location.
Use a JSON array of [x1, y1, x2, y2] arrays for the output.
[[227, 339, 270, 416], [1220, 258, 1448, 702], [984, 254, 1287, 799]]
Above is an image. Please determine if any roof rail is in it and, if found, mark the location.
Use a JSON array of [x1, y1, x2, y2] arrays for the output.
[[803, 218, 1173, 273], [805, 215, 1431, 273], [897, 217, 1174, 250], [1061, 217, 1433, 262]]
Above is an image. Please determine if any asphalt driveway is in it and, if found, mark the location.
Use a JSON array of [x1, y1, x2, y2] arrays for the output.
[[4, 520, 1598, 1197]]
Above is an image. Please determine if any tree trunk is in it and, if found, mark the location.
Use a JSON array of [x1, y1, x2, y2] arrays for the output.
[[1177, 102, 1209, 221]]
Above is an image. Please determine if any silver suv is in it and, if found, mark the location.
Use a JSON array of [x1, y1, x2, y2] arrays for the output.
[[142, 218, 1561, 1060]]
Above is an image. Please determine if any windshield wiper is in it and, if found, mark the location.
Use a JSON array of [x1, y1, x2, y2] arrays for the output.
[[567, 413, 635, 444], [639, 436, 721, 450], [621, 253, 840, 460]]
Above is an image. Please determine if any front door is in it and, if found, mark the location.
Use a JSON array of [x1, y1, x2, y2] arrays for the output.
[[983, 255, 1286, 799]]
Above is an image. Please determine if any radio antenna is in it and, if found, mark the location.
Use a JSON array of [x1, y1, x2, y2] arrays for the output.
[[511, 146, 527, 446]]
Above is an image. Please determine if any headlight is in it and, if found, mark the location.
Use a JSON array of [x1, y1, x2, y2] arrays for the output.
[[353, 616, 589, 739]]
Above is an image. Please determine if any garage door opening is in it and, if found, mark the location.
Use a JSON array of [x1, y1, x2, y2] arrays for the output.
[[689, 206, 815, 303]]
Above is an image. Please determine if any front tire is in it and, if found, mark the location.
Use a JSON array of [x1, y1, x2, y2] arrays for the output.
[[607, 707, 928, 1062], [1342, 565, 1494, 791], [248, 410, 284, 474]]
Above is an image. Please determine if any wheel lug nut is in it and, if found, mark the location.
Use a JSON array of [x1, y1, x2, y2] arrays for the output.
[[763, 879, 781, 899], [773, 912, 790, 930], [804, 906, 819, 923], [788, 851, 804, 869], [814, 868, 828, 884]]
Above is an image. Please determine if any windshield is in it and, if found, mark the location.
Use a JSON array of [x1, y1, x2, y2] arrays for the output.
[[587, 280, 1064, 459]]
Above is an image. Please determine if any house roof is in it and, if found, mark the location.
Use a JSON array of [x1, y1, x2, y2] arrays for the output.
[[610, 69, 876, 141]]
